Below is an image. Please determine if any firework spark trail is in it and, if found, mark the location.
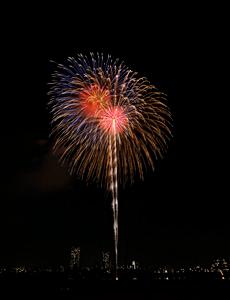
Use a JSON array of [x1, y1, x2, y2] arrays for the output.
[[48, 53, 172, 280], [108, 119, 119, 280]]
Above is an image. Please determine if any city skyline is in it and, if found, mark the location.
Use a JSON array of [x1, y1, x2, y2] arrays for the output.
[[1, 251, 230, 281]]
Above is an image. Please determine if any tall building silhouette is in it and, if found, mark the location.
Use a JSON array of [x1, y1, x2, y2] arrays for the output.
[[102, 251, 111, 272], [70, 247, 81, 270]]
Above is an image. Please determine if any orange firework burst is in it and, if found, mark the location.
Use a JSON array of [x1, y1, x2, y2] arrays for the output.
[[48, 53, 172, 187], [79, 84, 111, 118]]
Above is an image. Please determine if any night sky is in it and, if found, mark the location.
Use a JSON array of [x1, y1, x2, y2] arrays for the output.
[[1, 5, 228, 268]]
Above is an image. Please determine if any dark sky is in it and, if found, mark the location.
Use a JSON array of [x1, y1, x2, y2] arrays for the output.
[[1, 4, 228, 268]]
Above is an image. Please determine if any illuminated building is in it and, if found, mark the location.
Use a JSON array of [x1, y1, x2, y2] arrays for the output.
[[211, 258, 230, 271], [102, 251, 111, 273], [132, 260, 136, 270], [70, 246, 81, 270], [15, 266, 26, 273]]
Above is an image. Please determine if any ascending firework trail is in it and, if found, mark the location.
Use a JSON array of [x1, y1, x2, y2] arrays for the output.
[[48, 53, 172, 280]]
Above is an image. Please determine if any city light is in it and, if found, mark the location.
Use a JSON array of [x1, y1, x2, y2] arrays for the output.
[[1, 254, 230, 280]]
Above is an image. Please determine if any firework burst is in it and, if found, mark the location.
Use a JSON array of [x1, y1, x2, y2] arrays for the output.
[[48, 53, 172, 279]]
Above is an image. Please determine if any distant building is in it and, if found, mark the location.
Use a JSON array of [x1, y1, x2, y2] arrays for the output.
[[102, 251, 111, 272], [130, 260, 140, 270], [132, 260, 136, 270], [70, 246, 81, 270], [15, 266, 26, 273], [211, 258, 230, 272]]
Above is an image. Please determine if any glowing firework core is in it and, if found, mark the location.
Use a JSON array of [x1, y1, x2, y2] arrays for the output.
[[80, 84, 128, 135], [100, 106, 128, 134], [80, 84, 111, 117]]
